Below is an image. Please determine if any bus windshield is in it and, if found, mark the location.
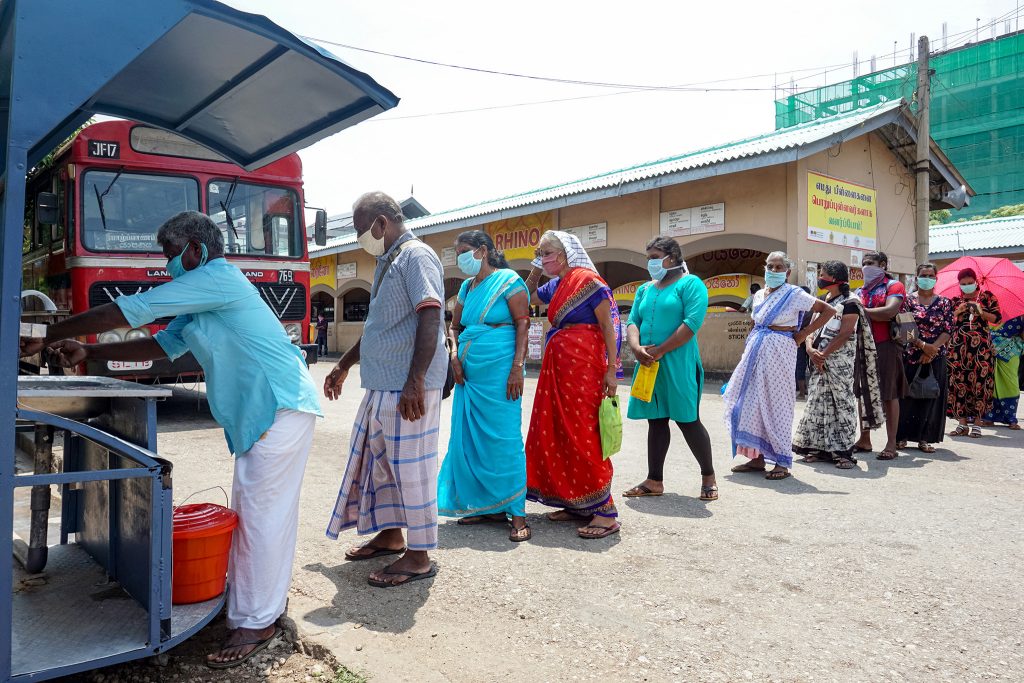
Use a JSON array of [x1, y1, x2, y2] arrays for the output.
[[208, 180, 302, 258], [82, 171, 200, 252]]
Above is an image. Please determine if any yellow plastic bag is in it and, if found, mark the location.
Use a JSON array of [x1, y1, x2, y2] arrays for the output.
[[630, 361, 660, 402]]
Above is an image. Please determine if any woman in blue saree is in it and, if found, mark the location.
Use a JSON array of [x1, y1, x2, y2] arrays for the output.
[[438, 231, 532, 542]]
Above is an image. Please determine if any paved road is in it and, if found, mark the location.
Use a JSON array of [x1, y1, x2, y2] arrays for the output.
[[157, 363, 1023, 683]]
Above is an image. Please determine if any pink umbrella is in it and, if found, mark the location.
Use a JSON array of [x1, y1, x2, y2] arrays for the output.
[[935, 256, 1024, 321]]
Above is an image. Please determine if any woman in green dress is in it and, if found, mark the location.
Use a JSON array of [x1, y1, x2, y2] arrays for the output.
[[622, 236, 717, 501]]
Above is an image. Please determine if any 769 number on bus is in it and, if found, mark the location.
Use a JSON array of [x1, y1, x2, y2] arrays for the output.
[[278, 270, 294, 283]]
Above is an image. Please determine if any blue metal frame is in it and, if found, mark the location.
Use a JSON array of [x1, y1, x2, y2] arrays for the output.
[[1, 1, 398, 680]]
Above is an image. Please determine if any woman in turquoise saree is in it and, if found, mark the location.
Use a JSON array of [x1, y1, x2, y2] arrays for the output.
[[438, 231, 532, 542]]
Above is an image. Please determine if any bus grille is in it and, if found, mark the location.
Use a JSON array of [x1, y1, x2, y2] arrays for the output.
[[256, 282, 307, 320], [88, 282, 172, 324]]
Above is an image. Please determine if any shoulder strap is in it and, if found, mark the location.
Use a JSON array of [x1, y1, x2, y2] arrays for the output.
[[370, 237, 418, 300]]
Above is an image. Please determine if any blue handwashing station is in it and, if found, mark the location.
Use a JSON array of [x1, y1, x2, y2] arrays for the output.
[[0, 2, 396, 680]]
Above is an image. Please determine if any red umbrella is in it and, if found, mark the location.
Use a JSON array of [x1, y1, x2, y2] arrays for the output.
[[935, 256, 1024, 321]]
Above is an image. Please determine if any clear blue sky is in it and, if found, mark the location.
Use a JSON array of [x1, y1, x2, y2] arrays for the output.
[[226, 0, 1016, 220]]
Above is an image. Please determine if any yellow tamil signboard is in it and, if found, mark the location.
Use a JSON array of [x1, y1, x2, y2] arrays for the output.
[[310, 255, 336, 289], [612, 280, 646, 305], [703, 273, 752, 301], [486, 211, 555, 261], [807, 172, 877, 250]]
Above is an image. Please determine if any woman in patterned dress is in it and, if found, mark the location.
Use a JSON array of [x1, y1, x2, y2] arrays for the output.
[[792, 261, 883, 469], [980, 316, 1024, 429], [723, 251, 835, 480], [946, 268, 1002, 438], [896, 263, 954, 452], [524, 231, 624, 539]]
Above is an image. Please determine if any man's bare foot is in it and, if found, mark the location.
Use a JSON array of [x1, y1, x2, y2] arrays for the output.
[[207, 626, 276, 667], [367, 550, 433, 586], [345, 529, 406, 560]]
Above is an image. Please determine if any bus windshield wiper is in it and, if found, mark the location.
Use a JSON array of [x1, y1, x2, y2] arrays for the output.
[[94, 167, 124, 230], [218, 177, 240, 242]]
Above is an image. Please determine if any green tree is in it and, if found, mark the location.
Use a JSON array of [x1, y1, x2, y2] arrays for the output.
[[987, 203, 1024, 218], [929, 209, 951, 225]]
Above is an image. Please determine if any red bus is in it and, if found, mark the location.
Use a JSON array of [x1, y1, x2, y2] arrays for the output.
[[22, 120, 322, 380]]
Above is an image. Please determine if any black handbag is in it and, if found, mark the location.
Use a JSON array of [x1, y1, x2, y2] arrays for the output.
[[442, 338, 455, 400], [907, 362, 940, 400]]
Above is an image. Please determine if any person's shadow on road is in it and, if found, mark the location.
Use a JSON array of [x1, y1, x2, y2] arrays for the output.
[[724, 472, 848, 495], [301, 558, 431, 634], [516, 515, 622, 552], [622, 492, 713, 518], [436, 519, 518, 553]]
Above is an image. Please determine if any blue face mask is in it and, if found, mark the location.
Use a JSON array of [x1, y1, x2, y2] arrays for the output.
[[457, 248, 483, 276], [647, 257, 685, 281], [167, 243, 208, 279], [764, 269, 788, 288], [959, 283, 977, 294], [916, 276, 937, 291]]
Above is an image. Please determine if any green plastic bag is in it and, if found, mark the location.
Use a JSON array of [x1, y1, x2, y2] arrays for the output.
[[599, 396, 622, 460]]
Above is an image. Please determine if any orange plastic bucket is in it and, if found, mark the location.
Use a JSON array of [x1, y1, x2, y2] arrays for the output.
[[172, 503, 239, 604]]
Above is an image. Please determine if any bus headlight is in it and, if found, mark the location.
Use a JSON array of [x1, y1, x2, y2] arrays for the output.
[[124, 328, 151, 340], [97, 330, 123, 344], [284, 323, 301, 343]]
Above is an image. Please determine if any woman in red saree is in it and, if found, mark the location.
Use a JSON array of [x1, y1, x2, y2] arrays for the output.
[[525, 231, 623, 539]]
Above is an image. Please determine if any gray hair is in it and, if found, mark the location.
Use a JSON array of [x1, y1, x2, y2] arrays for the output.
[[538, 231, 565, 252], [157, 211, 224, 255], [766, 250, 793, 270], [353, 191, 404, 227]]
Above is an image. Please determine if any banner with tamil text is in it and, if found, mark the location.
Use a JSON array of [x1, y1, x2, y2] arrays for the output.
[[807, 172, 877, 250]]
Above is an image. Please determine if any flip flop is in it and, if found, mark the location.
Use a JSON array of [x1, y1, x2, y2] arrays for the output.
[[1009, 423, 1022, 431], [699, 485, 719, 501], [577, 523, 621, 539], [917, 442, 936, 453], [764, 470, 791, 480], [207, 628, 281, 669], [853, 445, 873, 453], [834, 458, 856, 469], [509, 524, 532, 543], [344, 543, 406, 562], [877, 449, 899, 460], [731, 462, 766, 473], [367, 562, 438, 588], [622, 484, 663, 497]]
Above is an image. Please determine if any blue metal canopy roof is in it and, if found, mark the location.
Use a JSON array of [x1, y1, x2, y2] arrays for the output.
[[0, 0, 399, 172]]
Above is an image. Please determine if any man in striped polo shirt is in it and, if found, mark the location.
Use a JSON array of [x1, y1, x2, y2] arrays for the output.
[[324, 192, 447, 587]]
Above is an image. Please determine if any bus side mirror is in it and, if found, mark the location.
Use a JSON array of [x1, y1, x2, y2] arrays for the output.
[[314, 209, 327, 246], [36, 192, 58, 225]]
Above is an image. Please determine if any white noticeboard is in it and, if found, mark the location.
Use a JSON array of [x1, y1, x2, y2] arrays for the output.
[[528, 321, 544, 360], [441, 247, 457, 267], [562, 222, 607, 249], [659, 203, 725, 237], [336, 262, 357, 280]]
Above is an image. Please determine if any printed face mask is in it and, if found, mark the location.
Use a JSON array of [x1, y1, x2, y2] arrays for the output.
[[357, 219, 386, 257], [861, 265, 885, 284], [457, 248, 483, 276], [167, 242, 207, 279]]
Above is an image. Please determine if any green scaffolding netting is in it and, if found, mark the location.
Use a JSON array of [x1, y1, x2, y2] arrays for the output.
[[775, 32, 1024, 219]]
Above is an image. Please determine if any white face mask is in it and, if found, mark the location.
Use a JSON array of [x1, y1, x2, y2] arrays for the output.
[[357, 219, 386, 257]]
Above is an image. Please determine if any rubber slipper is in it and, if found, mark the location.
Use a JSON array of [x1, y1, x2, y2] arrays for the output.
[[834, 458, 856, 469], [1008, 423, 1022, 431], [509, 525, 532, 543], [969, 427, 983, 439], [344, 544, 406, 562], [917, 442, 936, 453], [764, 470, 791, 480], [853, 445, 873, 453], [207, 628, 281, 669], [622, 484, 662, 497], [730, 462, 766, 473], [877, 449, 899, 460], [367, 562, 438, 588], [699, 485, 719, 501], [577, 523, 621, 539]]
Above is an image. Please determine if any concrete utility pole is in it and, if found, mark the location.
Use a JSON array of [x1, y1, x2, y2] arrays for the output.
[[915, 35, 931, 265]]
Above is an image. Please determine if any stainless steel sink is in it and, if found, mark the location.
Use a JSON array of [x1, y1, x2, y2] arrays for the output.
[[17, 376, 171, 419]]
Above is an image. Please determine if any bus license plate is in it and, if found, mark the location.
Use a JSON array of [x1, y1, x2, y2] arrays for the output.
[[107, 360, 153, 371]]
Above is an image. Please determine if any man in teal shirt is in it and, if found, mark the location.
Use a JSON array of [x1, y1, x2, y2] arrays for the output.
[[35, 211, 322, 668]]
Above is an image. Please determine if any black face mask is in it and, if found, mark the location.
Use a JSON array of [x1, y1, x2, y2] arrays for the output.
[[817, 278, 837, 290]]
